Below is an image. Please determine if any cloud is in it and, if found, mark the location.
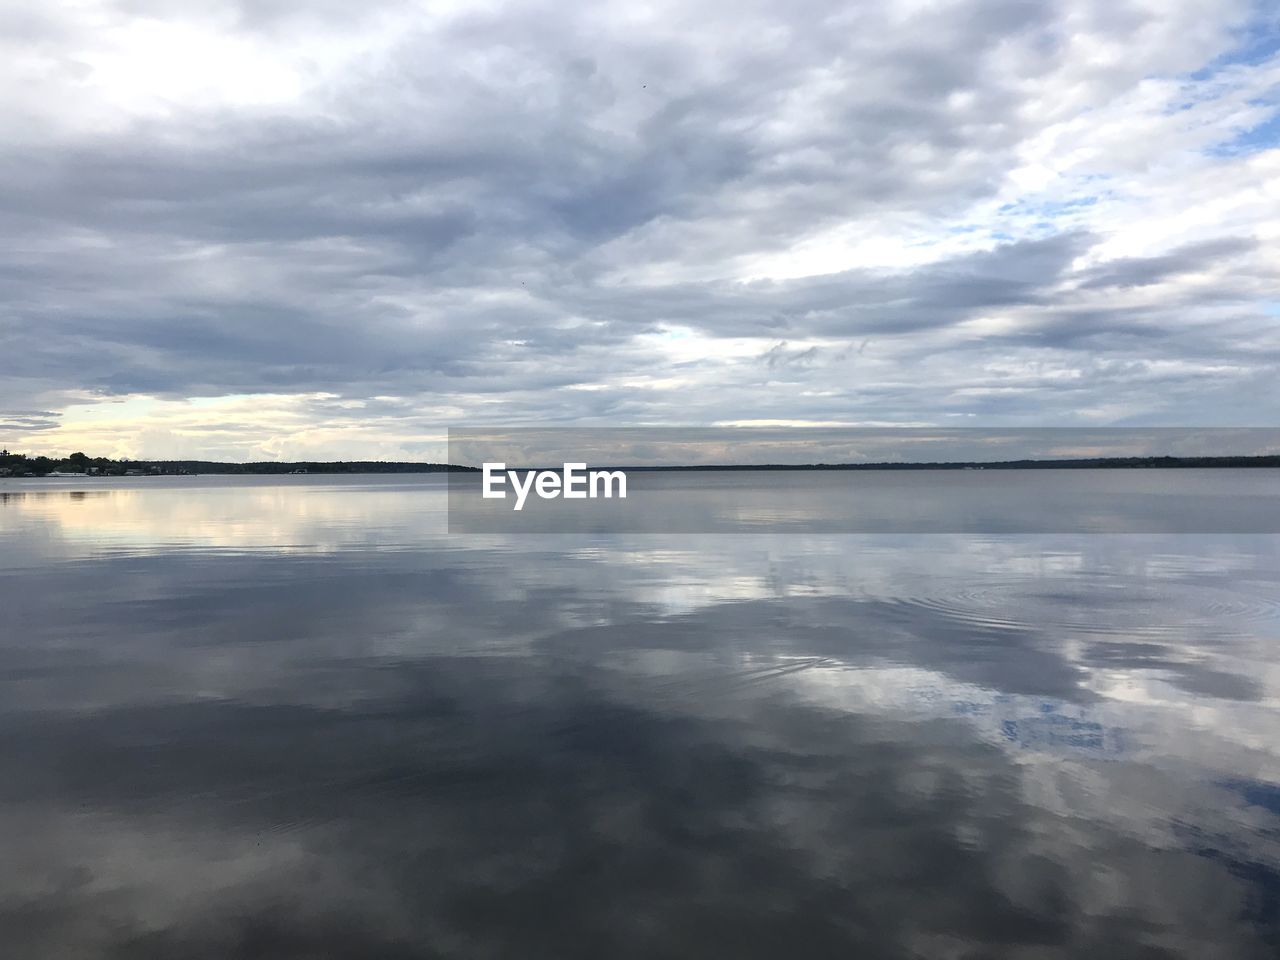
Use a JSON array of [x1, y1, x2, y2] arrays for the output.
[[0, 411, 61, 434], [1076, 237, 1261, 289], [1, 0, 1278, 456]]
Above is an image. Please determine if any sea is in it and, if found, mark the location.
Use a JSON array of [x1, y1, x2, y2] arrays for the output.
[[1, 472, 1279, 958]]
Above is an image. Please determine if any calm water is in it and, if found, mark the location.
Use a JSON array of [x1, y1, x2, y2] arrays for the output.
[[2, 474, 1280, 958]]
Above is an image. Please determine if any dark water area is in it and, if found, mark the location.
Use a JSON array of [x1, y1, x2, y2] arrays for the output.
[[2, 474, 1280, 958]]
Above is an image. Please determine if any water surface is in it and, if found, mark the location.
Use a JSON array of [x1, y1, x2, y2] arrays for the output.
[[2, 474, 1279, 958]]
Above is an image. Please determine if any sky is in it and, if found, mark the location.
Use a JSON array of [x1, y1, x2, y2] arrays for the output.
[[2, 0, 1278, 462]]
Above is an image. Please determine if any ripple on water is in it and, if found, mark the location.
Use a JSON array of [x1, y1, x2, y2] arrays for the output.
[[888, 574, 1280, 640]]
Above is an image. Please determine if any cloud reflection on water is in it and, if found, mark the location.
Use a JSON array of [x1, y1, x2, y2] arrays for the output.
[[1, 478, 1279, 957]]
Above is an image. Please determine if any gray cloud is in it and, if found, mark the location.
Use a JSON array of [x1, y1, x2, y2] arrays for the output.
[[0, 0, 1277, 455], [0, 412, 61, 433], [1076, 237, 1261, 289]]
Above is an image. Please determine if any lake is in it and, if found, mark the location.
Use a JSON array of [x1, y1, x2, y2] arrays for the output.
[[2, 473, 1279, 958]]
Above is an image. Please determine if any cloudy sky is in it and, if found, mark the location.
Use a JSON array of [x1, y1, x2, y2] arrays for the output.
[[2, 0, 1278, 461]]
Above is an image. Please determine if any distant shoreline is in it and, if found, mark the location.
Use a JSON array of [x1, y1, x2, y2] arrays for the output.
[[608, 455, 1280, 471], [5, 454, 1280, 477]]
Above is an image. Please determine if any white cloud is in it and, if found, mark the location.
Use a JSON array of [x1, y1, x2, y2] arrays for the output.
[[1, 0, 1278, 456]]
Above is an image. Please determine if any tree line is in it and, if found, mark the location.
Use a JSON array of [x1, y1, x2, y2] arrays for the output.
[[0, 450, 471, 476]]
